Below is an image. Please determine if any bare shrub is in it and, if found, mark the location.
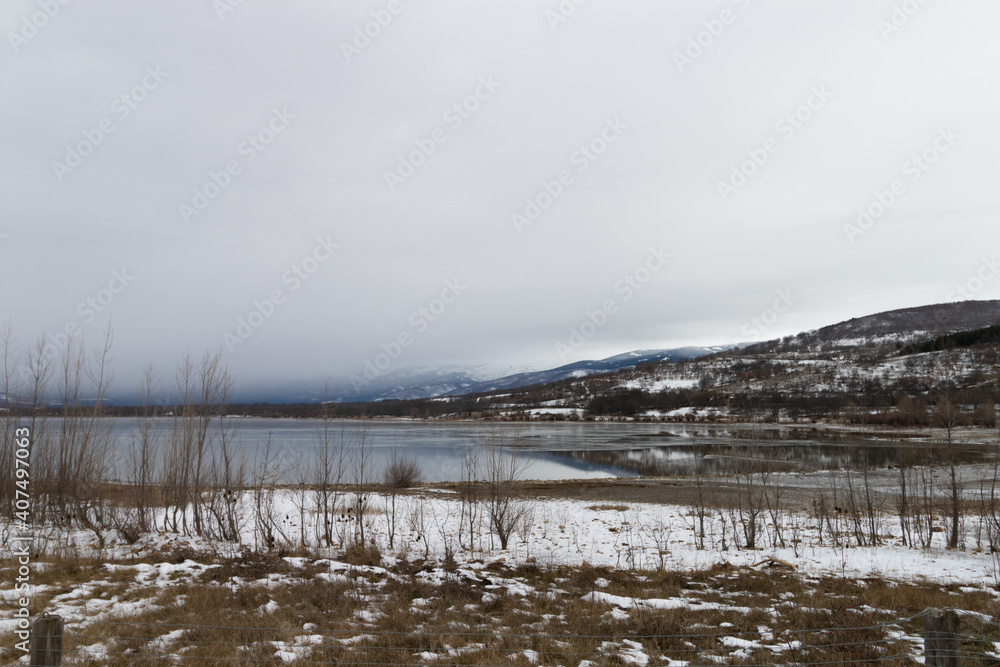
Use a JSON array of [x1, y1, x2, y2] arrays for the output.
[[383, 449, 423, 489], [728, 439, 770, 550], [342, 536, 382, 566], [975, 401, 997, 428], [642, 513, 673, 571], [408, 500, 429, 559]]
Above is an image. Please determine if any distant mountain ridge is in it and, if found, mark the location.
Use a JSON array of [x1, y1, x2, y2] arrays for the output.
[[743, 300, 1000, 353], [212, 299, 1000, 420], [239, 301, 1000, 404], [437, 346, 734, 398], [344, 346, 733, 402], [195, 301, 1000, 405], [229, 346, 733, 404], [438, 299, 1000, 421]]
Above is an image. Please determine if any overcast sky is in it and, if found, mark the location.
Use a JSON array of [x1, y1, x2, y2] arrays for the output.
[[2, 0, 999, 394]]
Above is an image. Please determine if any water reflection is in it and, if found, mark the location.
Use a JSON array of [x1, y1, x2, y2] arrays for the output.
[[542, 441, 997, 478], [96, 418, 998, 482]]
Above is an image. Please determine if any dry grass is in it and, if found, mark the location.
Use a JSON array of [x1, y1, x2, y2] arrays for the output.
[[586, 503, 632, 512], [341, 538, 383, 566], [3, 549, 1000, 666]]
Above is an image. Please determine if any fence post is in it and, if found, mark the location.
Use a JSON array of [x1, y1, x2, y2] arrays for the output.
[[29, 614, 63, 667], [923, 608, 960, 667]]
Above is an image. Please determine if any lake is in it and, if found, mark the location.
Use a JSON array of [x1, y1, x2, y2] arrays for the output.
[[79, 418, 1000, 482]]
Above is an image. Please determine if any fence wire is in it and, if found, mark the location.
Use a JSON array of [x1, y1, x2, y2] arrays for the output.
[[35, 606, 998, 666]]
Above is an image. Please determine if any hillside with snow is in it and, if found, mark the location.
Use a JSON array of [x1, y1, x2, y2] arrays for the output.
[[424, 300, 1000, 423]]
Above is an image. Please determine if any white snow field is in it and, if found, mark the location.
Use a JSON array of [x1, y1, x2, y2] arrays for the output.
[[8, 486, 998, 586], [5, 487, 1000, 666]]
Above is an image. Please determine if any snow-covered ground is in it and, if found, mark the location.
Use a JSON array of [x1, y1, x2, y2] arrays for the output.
[[520, 407, 584, 417], [9, 488, 999, 589], [621, 378, 700, 392], [5, 487, 1000, 666]]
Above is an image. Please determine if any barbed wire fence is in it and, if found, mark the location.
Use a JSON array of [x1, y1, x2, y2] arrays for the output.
[[22, 607, 1000, 666]]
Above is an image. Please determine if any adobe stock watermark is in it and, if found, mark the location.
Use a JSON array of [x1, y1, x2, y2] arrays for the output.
[[351, 278, 467, 390], [7, 0, 71, 55], [223, 236, 339, 352], [51, 66, 169, 183], [512, 117, 627, 234], [947, 256, 999, 302], [340, 0, 416, 63], [10, 426, 32, 656], [26, 267, 135, 371], [77, 268, 135, 324], [384, 75, 501, 192], [555, 246, 670, 361], [213, 0, 245, 21], [673, 0, 752, 73], [843, 126, 958, 245], [545, 0, 587, 31], [179, 107, 295, 224], [717, 85, 833, 202], [740, 289, 798, 340], [878, 0, 930, 39]]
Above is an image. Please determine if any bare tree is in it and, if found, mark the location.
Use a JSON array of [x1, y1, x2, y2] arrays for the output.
[[728, 439, 769, 550], [191, 351, 233, 537], [314, 401, 348, 548], [162, 355, 195, 534], [482, 427, 532, 551], [914, 465, 936, 549], [408, 498, 429, 559], [53, 325, 116, 546], [842, 440, 883, 548], [516, 501, 536, 549], [117, 364, 161, 539], [251, 433, 289, 551], [986, 400, 1000, 554], [206, 403, 244, 543], [288, 449, 312, 548], [458, 447, 482, 554], [20, 337, 51, 526], [895, 446, 915, 548], [380, 447, 421, 551], [690, 445, 711, 550], [935, 389, 964, 549], [161, 351, 234, 538], [350, 419, 374, 547]]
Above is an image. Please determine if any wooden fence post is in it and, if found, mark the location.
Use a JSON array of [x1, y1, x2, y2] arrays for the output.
[[924, 608, 960, 667], [29, 614, 63, 667]]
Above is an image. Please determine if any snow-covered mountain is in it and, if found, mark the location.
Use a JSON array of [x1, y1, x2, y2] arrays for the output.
[[744, 300, 1000, 353], [149, 300, 1000, 408], [231, 347, 733, 403], [450, 300, 1000, 422], [440, 346, 734, 398]]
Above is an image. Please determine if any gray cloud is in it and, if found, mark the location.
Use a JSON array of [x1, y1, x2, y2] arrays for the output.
[[2, 0, 998, 394]]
